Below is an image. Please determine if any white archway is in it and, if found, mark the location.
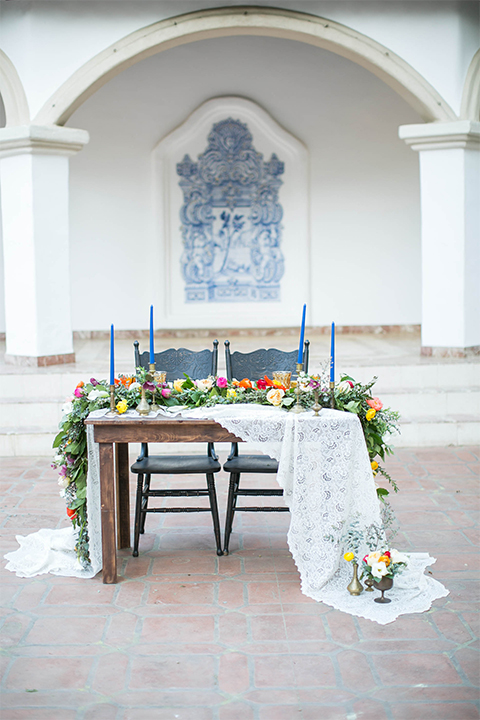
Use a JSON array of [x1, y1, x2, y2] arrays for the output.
[[0, 49, 30, 126], [461, 48, 480, 121], [34, 5, 456, 127]]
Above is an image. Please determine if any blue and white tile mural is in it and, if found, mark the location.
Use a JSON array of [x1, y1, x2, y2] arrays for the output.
[[176, 118, 285, 302]]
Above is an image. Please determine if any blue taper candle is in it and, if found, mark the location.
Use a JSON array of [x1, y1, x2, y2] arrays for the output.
[[149, 305, 154, 364], [110, 324, 115, 386], [330, 322, 335, 382], [298, 304, 306, 364]]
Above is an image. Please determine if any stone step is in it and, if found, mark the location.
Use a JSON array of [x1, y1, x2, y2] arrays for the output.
[[0, 361, 478, 398]]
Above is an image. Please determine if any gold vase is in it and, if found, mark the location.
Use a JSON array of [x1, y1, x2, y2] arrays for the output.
[[136, 386, 150, 415], [347, 562, 363, 596]]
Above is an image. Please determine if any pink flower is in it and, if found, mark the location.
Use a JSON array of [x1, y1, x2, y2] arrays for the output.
[[216, 377, 228, 389], [74, 387, 83, 398], [161, 388, 172, 398], [367, 397, 383, 411]]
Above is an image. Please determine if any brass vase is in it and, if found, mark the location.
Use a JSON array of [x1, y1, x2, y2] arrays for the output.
[[347, 562, 363, 596], [136, 386, 150, 415], [373, 576, 393, 603]]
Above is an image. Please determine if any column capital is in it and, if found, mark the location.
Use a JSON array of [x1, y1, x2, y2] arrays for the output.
[[0, 124, 89, 159], [399, 121, 480, 151]]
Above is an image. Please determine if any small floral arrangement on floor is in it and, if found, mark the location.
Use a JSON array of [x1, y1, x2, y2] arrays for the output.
[[361, 548, 408, 581], [53, 365, 400, 567]]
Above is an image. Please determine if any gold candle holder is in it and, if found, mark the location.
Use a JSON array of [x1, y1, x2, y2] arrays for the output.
[[106, 384, 118, 417], [149, 363, 159, 411], [291, 362, 304, 414], [330, 380, 335, 409]]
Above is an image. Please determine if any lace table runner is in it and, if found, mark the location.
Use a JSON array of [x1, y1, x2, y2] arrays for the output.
[[4, 405, 448, 623]]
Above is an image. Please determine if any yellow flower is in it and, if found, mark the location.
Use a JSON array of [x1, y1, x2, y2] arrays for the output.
[[344, 552, 355, 562], [226, 388, 237, 399], [116, 399, 128, 414], [266, 388, 285, 406], [371, 460, 379, 471], [366, 408, 376, 421], [173, 379, 186, 393]]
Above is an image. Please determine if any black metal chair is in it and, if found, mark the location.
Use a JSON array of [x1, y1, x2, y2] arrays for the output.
[[222, 339, 310, 554], [131, 340, 223, 557]]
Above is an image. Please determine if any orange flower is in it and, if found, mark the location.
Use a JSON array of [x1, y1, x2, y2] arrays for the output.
[[114, 378, 120, 386], [76, 381, 84, 388], [264, 375, 276, 387], [239, 378, 253, 389], [367, 397, 383, 411], [379, 555, 391, 566], [232, 380, 241, 387]]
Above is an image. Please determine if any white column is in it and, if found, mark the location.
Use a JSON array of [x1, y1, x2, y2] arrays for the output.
[[399, 121, 480, 356], [0, 125, 89, 365]]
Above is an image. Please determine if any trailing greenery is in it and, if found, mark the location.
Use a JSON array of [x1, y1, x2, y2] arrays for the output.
[[52, 369, 400, 567]]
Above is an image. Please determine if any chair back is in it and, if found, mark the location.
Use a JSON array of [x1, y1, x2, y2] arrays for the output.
[[134, 340, 218, 382], [224, 340, 309, 381]]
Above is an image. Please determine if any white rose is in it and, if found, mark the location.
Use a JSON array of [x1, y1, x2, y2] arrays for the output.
[[128, 382, 141, 392], [61, 401, 73, 415], [370, 561, 388, 578], [195, 378, 213, 392], [366, 551, 382, 567], [390, 549, 408, 565], [58, 476, 69, 489], [88, 389, 101, 401], [337, 380, 352, 394]]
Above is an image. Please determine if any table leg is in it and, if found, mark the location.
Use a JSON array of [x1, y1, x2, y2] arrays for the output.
[[99, 442, 117, 584], [115, 443, 131, 549]]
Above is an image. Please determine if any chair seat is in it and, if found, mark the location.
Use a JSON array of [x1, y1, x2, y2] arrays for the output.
[[223, 454, 279, 473], [131, 455, 221, 474]]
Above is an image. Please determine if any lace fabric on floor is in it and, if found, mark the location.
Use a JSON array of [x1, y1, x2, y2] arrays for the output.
[[4, 405, 448, 623]]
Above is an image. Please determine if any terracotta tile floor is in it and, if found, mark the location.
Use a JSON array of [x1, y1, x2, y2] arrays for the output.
[[0, 447, 479, 719]]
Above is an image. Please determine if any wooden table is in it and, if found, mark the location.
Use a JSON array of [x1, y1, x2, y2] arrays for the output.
[[84, 413, 241, 583]]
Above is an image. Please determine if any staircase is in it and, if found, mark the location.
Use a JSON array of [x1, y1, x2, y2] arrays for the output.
[[1, 354, 478, 456]]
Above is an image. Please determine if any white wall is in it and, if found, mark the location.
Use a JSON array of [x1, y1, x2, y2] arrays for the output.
[[0, 93, 5, 334], [0, 1, 477, 121], [66, 34, 422, 331]]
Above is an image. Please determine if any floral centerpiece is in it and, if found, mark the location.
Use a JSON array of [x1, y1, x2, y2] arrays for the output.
[[361, 548, 408, 581], [52, 365, 400, 568]]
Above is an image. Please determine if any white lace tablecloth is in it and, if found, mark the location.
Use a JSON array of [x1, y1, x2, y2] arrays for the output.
[[5, 405, 448, 623]]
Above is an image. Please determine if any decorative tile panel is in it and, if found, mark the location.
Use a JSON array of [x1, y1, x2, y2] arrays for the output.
[[177, 118, 285, 302]]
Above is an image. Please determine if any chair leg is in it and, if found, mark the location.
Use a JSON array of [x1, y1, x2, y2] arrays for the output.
[[139, 474, 151, 534], [224, 473, 240, 555], [206, 473, 223, 556], [133, 474, 144, 557]]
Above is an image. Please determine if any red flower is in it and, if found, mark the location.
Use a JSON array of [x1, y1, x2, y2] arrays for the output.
[[66, 507, 77, 519], [256, 379, 267, 390], [384, 551, 391, 558]]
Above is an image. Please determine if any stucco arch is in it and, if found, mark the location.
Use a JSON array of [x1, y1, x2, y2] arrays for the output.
[[0, 49, 30, 126], [461, 48, 480, 121], [34, 5, 456, 127]]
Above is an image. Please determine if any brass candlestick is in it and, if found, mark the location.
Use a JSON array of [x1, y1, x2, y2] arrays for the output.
[[292, 362, 304, 414], [330, 380, 335, 409], [106, 384, 117, 416], [149, 363, 159, 411]]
